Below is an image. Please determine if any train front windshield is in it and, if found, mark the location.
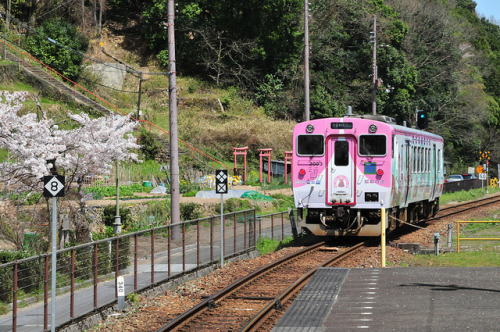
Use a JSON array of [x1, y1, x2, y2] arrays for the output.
[[359, 135, 386, 156], [297, 135, 324, 156]]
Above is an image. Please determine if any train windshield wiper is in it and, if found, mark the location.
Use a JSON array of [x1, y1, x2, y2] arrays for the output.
[[361, 143, 372, 158]]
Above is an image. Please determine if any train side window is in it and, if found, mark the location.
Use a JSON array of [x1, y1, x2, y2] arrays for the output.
[[334, 140, 349, 166], [428, 148, 431, 172], [419, 147, 423, 173], [412, 146, 416, 173], [297, 135, 325, 156], [359, 135, 386, 156]]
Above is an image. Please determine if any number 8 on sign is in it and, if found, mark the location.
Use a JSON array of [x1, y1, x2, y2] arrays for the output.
[[43, 175, 66, 197]]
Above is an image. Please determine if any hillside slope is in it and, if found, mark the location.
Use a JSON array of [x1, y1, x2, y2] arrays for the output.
[[81, 22, 295, 166]]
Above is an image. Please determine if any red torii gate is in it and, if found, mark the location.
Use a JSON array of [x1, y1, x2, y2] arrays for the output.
[[232, 146, 248, 183], [258, 148, 272, 183], [284, 151, 292, 184]]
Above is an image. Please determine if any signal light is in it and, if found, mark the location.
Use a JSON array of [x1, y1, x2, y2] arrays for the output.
[[377, 169, 384, 176], [416, 110, 428, 129], [299, 169, 306, 176]]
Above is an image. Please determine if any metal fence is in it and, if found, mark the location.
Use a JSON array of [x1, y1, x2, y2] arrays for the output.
[[0, 209, 294, 332], [456, 220, 500, 253]]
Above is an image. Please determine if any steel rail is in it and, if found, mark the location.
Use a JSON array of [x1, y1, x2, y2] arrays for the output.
[[435, 194, 500, 219], [240, 242, 365, 331], [156, 241, 326, 332]]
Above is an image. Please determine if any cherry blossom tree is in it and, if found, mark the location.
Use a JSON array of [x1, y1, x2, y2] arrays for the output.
[[0, 91, 141, 203]]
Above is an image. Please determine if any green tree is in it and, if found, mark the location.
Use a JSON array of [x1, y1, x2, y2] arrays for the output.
[[26, 19, 88, 81], [142, 0, 303, 89]]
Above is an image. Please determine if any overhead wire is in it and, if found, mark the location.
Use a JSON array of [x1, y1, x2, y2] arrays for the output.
[[0, 9, 171, 78], [32, 0, 81, 22]]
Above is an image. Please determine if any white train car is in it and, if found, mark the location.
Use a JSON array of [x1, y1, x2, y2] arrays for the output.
[[292, 115, 444, 237]]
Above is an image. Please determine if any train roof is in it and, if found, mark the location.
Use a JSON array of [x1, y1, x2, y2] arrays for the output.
[[342, 114, 443, 141], [295, 115, 443, 142]]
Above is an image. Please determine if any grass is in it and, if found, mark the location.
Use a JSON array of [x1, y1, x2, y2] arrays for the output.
[[401, 188, 500, 267], [440, 186, 500, 205], [411, 250, 500, 267], [256, 236, 295, 255]]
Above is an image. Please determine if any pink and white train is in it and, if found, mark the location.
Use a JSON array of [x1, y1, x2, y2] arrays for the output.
[[292, 114, 444, 237]]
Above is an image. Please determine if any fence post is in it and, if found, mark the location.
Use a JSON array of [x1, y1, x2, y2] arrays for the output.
[[210, 217, 214, 261], [168, 225, 171, 277], [223, 215, 226, 258], [233, 213, 237, 253], [281, 212, 284, 240], [93, 243, 98, 309], [115, 238, 119, 298], [151, 229, 155, 284], [271, 214, 274, 239], [134, 233, 138, 291], [44, 255, 49, 330], [254, 210, 257, 247], [182, 223, 186, 272], [244, 211, 247, 249], [197, 220, 200, 267], [71, 248, 75, 318], [13, 261, 18, 332]]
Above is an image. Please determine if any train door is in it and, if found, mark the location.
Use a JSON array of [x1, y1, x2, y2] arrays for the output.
[[431, 144, 438, 199], [403, 140, 411, 206], [327, 136, 356, 205]]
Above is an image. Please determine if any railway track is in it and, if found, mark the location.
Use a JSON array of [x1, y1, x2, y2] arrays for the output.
[[156, 241, 365, 331], [437, 194, 500, 218]]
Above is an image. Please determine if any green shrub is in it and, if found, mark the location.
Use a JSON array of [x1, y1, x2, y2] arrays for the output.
[[25, 19, 88, 81], [0, 251, 44, 302], [213, 198, 256, 214], [102, 206, 132, 228], [180, 203, 203, 221], [139, 128, 163, 161]]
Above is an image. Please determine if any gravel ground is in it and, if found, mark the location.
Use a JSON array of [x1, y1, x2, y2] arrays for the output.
[[89, 195, 500, 331]]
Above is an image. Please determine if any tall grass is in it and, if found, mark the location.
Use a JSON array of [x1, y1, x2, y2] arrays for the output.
[[440, 186, 500, 205]]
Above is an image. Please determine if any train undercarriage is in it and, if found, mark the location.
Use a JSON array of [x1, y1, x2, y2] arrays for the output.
[[297, 199, 440, 237]]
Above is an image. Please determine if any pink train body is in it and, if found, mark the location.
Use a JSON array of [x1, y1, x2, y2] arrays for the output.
[[292, 115, 444, 236]]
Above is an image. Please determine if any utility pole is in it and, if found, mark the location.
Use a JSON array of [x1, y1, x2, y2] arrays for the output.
[[4, 0, 11, 59], [304, 0, 310, 121], [137, 72, 143, 121], [167, 0, 181, 240], [371, 15, 377, 115]]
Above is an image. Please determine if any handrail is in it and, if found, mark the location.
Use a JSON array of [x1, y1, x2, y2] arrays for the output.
[[456, 220, 500, 253], [1, 39, 231, 170]]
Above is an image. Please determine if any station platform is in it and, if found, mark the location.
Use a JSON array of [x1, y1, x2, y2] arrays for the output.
[[272, 267, 500, 332]]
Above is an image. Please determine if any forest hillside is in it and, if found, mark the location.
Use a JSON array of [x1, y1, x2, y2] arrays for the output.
[[1, 0, 500, 172]]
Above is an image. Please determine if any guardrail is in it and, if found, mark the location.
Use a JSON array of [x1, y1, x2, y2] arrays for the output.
[[0, 208, 293, 332], [456, 220, 500, 253]]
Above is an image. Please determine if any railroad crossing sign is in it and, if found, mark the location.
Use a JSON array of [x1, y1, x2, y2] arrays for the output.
[[43, 175, 65, 197], [476, 165, 484, 174], [479, 173, 487, 180], [215, 170, 228, 194]]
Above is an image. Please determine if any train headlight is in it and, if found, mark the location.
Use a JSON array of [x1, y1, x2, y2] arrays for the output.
[[306, 124, 314, 133], [377, 169, 384, 176], [369, 124, 377, 133]]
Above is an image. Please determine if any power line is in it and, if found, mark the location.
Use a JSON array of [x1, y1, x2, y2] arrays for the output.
[[0, 9, 170, 77], [34, 0, 81, 22]]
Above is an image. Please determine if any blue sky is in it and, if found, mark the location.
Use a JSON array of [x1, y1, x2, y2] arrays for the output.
[[474, 0, 500, 22]]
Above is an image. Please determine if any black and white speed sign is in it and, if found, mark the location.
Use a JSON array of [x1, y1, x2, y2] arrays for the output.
[[43, 175, 65, 197]]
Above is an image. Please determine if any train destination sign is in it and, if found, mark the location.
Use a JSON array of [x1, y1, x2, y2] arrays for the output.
[[331, 122, 353, 130]]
